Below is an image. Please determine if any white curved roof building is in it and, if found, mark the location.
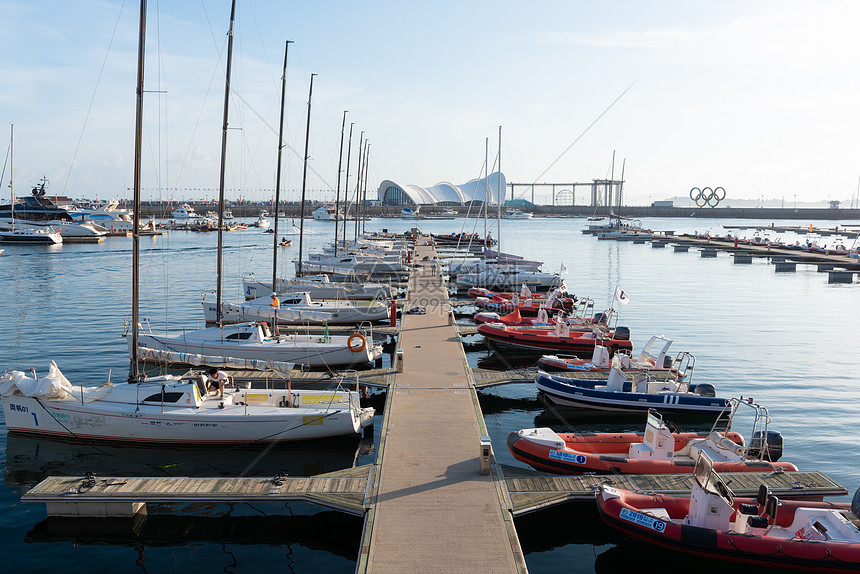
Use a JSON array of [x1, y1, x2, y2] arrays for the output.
[[378, 172, 506, 206]]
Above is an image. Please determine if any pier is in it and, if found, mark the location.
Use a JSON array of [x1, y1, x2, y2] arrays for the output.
[[20, 234, 851, 573], [603, 232, 860, 272]]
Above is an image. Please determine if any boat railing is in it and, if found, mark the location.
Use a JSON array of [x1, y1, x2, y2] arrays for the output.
[[673, 352, 696, 383], [570, 297, 595, 322], [710, 397, 775, 461]]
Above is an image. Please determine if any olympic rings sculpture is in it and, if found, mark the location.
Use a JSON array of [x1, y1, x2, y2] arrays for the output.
[[689, 186, 726, 208]]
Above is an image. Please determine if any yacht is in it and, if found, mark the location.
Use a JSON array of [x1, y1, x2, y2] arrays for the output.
[[255, 210, 271, 229], [172, 203, 199, 219], [67, 198, 153, 233], [0, 180, 106, 238], [502, 209, 533, 220], [313, 205, 341, 221], [0, 227, 63, 244]]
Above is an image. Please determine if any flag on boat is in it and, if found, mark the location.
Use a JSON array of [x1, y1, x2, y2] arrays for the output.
[[560, 262, 568, 275], [613, 286, 630, 305]]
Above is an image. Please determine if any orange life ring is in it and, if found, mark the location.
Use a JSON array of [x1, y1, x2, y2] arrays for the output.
[[347, 333, 367, 353]]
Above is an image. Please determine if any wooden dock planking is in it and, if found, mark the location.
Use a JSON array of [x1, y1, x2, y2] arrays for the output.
[[360, 237, 525, 573], [23, 465, 373, 516]]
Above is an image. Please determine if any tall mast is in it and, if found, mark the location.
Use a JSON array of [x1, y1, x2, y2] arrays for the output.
[[610, 149, 616, 220], [9, 124, 13, 230], [130, 0, 147, 381], [342, 122, 354, 248], [215, 0, 237, 327], [334, 110, 348, 256], [497, 125, 502, 251], [271, 40, 292, 290], [483, 137, 488, 242], [297, 73, 316, 276], [361, 143, 370, 236], [354, 131, 364, 241]]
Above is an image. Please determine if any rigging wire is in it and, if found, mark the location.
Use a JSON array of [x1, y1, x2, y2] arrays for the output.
[[514, 79, 638, 202], [59, 0, 128, 197]]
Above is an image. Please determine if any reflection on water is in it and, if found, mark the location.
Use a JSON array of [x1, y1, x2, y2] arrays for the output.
[[3, 433, 369, 488], [27, 512, 363, 560]]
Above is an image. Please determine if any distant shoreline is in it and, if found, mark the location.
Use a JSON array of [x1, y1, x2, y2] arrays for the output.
[[129, 203, 860, 221]]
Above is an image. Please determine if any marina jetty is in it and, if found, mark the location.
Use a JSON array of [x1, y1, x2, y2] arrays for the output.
[[20, 234, 849, 573]]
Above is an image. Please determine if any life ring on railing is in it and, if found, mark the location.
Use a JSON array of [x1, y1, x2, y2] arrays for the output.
[[347, 333, 367, 353]]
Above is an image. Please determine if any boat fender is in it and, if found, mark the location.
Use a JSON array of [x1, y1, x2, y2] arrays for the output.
[[348, 333, 367, 353]]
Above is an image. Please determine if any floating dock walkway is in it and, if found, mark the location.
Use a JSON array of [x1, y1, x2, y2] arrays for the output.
[[21, 234, 850, 573]]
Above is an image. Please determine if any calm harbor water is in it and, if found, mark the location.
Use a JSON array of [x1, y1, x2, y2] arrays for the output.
[[0, 215, 858, 573]]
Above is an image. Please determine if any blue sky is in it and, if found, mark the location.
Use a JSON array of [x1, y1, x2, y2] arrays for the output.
[[2, 0, 860, 205]]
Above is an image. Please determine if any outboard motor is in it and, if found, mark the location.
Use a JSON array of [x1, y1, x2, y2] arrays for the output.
[[593, 312, 607, 325], [613, 326, 630, 341], [690, 383, 716, 398], [747, 430, 784, 462], [663, 355, 674, 369]]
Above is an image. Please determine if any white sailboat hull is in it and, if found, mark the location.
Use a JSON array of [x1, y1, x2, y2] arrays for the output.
[[243, 277, 391, 301], [2, 388, 368, 444], [136, 328, 382, 368]]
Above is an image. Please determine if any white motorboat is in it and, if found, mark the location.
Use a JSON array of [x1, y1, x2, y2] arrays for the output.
[[223, 209, 234, 219], [256, 210, 271, 229], [502, 209, 532, 219], [67, 198, 155, 233], [313, 205, 341, 221], [134, 321, 383, 368], [172, 203, 199, 219], [203, 291, 390, 325], [242, 272, 392, 301], [0, 361, 374, 444], [400, 207, 421, 219], [0, 227, 63, 244]]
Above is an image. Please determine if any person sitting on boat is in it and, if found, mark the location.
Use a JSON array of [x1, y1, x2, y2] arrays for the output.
[[207, 368, 233, 396]]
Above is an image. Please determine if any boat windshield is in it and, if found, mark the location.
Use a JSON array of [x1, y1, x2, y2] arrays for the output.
[[646, 410, 664, 430], [694, 452, 734, 504]]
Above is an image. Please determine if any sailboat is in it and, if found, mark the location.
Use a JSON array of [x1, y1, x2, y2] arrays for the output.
[[0, 126, 62, 245], [452, 135, 559, 290], [0, 1, 374, 444]]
